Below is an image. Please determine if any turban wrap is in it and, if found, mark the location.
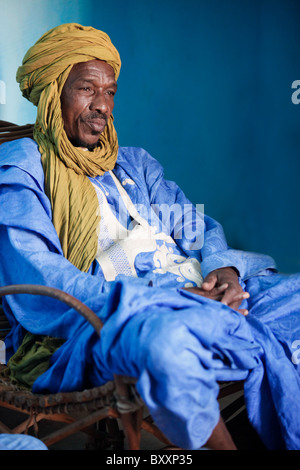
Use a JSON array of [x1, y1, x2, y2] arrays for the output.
[[16, 23, 121, 272]]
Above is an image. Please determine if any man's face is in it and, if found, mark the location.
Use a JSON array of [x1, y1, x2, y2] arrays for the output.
[[60, 59, 117, 150]]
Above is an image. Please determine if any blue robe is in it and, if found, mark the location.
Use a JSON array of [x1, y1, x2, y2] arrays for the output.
[[0, 138, 299, 449], [0, 434, 47, 450]]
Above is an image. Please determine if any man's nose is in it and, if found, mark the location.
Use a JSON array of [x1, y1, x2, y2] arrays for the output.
[[90, 91, 108, 114]]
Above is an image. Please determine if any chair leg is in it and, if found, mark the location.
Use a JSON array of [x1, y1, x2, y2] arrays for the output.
[[113, 375, 144, 450], [119, 407, 143, 450], [141, 415, 173, 447], [104, 417, 125, 450]]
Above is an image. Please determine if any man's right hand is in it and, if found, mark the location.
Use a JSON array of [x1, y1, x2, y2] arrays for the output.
[[182, 281, 249, 316]]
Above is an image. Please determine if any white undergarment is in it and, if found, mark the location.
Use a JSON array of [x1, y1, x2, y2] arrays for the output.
[[92, 172, 203, 287]]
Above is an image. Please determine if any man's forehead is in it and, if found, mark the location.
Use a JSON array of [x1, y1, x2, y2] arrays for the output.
[[69, 59, 116, 82]]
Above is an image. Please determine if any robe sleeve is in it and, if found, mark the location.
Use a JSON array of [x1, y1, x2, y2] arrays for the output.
[[0, 141, 114, 353]]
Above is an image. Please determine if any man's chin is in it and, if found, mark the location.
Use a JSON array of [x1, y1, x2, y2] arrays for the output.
[[69, 136, 100, 151]]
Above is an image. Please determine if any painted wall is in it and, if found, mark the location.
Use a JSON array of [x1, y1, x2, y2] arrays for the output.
[[1, 0, 300, 273]]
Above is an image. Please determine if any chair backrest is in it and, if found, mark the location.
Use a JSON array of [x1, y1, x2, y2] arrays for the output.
[[0, 121, 34, 145]]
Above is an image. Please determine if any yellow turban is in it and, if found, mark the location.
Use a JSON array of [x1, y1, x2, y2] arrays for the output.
[[16, 23, 121, 272]]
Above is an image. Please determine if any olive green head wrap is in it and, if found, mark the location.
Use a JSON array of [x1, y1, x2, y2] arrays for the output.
[[16, 23, 121, 272]]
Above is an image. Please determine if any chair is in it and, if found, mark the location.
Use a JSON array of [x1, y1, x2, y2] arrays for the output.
[[0, 284, 173, 449], [0, 121, 245, 450], [0, 284, 246, 450]]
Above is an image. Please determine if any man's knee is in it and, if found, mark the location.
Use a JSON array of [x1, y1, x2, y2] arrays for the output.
[[139, 314, 193, 374]]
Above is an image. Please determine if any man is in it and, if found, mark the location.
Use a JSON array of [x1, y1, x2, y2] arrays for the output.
[[0, 23, 299, 450]]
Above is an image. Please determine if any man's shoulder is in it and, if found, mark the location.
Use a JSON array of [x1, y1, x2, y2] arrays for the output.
[[0, 137, 40, 162], [118, 146, 150, 160], [0, 137, 43, 182], [117, 146, 163, 171]]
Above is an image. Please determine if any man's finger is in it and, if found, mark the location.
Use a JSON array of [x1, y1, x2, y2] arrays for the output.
[[237, 309, 249, 316], [228, 291, 250, 302], [202, 274, 218, 290], [220, 289, 249, 307]]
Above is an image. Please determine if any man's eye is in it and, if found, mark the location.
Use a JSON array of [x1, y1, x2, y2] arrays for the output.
[[80, 87, 92, 92]]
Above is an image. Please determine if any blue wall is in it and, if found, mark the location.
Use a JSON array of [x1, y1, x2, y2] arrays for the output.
[[1, 0, 300, 273]]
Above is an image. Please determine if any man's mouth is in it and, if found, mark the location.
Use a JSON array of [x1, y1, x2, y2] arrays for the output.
[[83, 114, 108, 134], [85, 119, 107, 133]]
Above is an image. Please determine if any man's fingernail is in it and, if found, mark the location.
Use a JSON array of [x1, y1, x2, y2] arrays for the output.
[[241, 309, 248, 315]]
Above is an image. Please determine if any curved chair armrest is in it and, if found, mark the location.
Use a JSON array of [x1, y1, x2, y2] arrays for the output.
[[0, 122, 34, 144], [0, 284, 103, 337]]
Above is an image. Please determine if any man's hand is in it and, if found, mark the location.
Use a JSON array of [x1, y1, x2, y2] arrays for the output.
[[202, 267, 249, 315], [183, 267, 249, 315]]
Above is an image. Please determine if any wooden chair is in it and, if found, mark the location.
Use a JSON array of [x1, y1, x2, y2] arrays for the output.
[[0, 121, 246, 450]]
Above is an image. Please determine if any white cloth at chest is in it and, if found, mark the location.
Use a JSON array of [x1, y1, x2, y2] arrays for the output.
[[92, 171, 203, 287]]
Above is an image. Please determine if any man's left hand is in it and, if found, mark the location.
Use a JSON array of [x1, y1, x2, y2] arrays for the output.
[[201, 267, 249, 315]]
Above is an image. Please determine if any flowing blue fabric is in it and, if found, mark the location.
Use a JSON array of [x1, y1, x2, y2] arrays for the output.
[[0, 434, 47, 450], [0, 138, 299, 449]]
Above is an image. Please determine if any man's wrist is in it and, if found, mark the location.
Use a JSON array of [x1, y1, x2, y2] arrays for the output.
[[213, 266, 240, 278]]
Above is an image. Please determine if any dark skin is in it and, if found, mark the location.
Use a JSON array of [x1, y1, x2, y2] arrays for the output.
[[60, 59, 117, 150], [184, 267, 250, 316], [60, 58, 246, 448]]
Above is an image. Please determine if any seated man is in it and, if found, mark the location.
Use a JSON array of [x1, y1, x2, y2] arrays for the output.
[[0, 23, 299, 450]]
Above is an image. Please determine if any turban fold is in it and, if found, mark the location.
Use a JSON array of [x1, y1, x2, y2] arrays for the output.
[[16, 23, 121, 272]]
